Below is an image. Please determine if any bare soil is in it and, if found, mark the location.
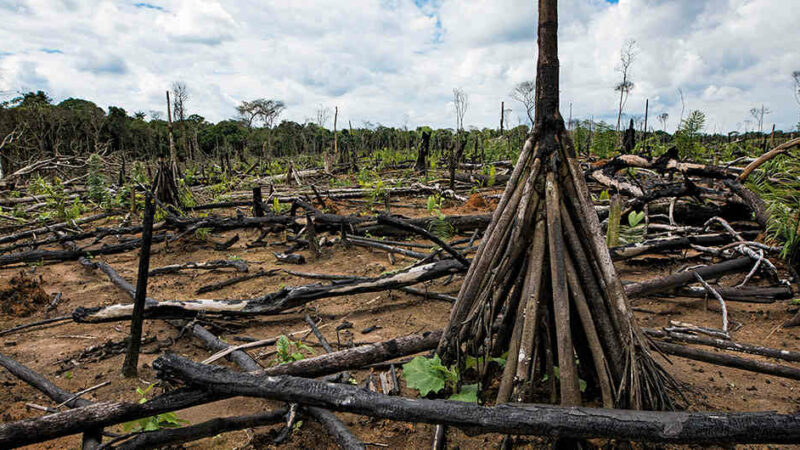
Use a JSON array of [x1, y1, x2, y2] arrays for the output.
[[1, 193, 798, 449]]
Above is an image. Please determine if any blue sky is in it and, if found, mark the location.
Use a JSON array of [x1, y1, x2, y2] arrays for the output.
[[1, 0, 798, 131]]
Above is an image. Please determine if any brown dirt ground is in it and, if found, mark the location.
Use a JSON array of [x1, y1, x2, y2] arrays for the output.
[[0, 192, 799, 449]]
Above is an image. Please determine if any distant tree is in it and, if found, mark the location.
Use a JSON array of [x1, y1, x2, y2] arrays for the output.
[[794, 71, 800, 130], [148, 110, 163, 121], [453, 88, 468, 132], [749, 105, 771, 134], [510, 80, 535, 125], [450, 88, 468, 189], [133, 111, 147, 120], [171, 81, 190, 158], [237, 99, 285, 129], [171, 82, 189, 122], [615, 39, 637, 132], [793, 71, 800, 106], [314, 104, 332, 128], [657, 112, 669, 132]]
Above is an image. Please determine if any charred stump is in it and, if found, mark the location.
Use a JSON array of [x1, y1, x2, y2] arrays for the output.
[[154, 159, 181, 207], [415, 130, 431, 174]]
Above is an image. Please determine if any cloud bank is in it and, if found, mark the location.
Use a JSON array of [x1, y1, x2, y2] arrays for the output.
[[0, 0, 798, 132]]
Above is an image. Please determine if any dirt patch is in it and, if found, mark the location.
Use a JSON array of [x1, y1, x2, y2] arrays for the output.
[[0, 271, 51, 317]]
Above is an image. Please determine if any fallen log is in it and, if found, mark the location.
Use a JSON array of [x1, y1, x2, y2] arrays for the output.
[[654, 341, 800, 381], [152, 353, 800, 445], [723, 179, 770, 228], [0, 316, 71, 337], [624, 257, 753, 298], [0, 212, 112, 244], [0, 222, 160, 255], [377, 214, 470, 266], [609, 231, 757, 260], [195, 269, 280, 294], [738, 136, 800, 182], [0, 352, 102, 448], [250, 329, 441, 379], [180, 321, 364, 449], [645, 329, 800, 363], [148, 259, 249, 276], [73, 259, 465, 322], [0, 388, 223, 448], [669, 285, 792, 303], [112, 409, 288, 450], [166, 213, 298, 233], [0, 233, 170, 268]]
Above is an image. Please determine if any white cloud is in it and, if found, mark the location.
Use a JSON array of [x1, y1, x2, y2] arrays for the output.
[[0, 0, 797, 132]]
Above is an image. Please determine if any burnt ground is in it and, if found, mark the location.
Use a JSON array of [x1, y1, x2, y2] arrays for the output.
[[1, 193, 799, 449]]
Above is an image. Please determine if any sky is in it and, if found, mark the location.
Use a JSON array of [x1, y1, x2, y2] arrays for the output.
[[1, 0, 798, 132]]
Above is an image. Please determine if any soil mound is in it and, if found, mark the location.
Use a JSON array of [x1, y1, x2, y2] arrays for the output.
[[0, 272, 50, 317], [464, 193, 488, 210]]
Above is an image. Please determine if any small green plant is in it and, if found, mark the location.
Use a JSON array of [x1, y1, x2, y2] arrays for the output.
[[428, 211, 455, 240], [272, 197, 289, 214], [272, 335, 314, 366], [426, 194, 444, 214], [194, 227, 212, 241], [402, 355, 478, 403], [29, 175, 85, 221], [481, 164, 496, 186], [87, 153, 108, 204], [123, 384, 189, 432], [619, 210, 646, 244]]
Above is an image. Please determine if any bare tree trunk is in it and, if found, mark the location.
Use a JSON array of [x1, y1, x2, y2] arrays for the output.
[[437, 0, 675, 411]]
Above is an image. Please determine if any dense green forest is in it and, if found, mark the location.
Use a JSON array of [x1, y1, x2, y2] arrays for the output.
[[3, 90, 795, 176]]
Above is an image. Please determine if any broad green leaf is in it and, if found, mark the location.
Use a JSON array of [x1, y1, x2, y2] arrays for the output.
[[402, 356, 446, 396], [448, 383, 479, 403], [276, 335, 290, 355], [579, 379, 588, 393]]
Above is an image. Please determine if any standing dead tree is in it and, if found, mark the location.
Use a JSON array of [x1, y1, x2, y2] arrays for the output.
[[438, 0, 676, 410], [171, 81, 190, 160], [615, 39, 637, 133], [450, 88, 468, 190], [510, 80, 535, 126]]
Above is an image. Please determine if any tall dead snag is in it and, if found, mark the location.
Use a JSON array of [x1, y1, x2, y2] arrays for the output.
[[122, 192, 156, 377], [438, 0, 676, 410]]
